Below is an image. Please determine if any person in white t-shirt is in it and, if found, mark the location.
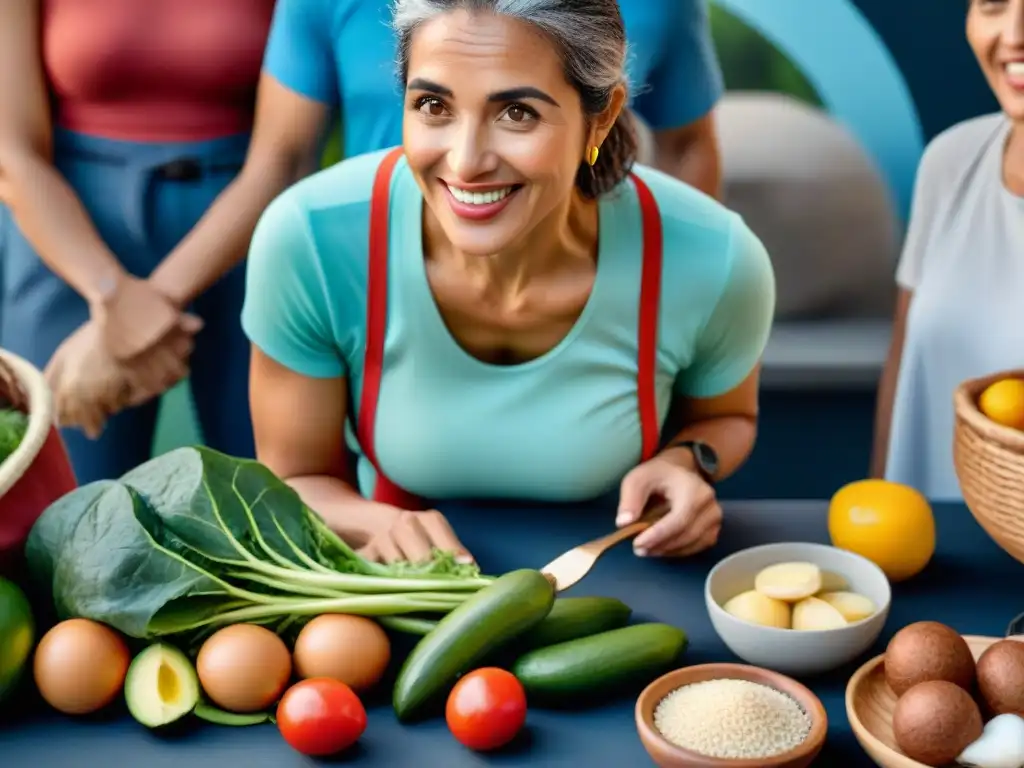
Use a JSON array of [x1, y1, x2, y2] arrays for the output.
[[872, 0, 1024, 500]]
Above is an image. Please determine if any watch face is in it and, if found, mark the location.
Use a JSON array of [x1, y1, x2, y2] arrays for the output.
[[695, 443, 719, 475]]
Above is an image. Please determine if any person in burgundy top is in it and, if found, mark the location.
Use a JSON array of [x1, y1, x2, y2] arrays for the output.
[[0, 0, 275, 482]]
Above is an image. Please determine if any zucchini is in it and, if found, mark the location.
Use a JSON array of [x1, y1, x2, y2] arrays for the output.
[[512, 623, 687, 704], [515, 596, 632, 652], [384, 596, 633, 646], [393, 569, 554, 721]]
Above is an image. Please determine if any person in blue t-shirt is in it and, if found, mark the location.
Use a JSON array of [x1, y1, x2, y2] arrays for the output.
[[148, 0, 724, 308], [241, 0, 773, 565]]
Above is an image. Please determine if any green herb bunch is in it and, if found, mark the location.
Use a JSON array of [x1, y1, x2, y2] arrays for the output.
[[0, 408, 28, 465], [25, 447, 492, 643]]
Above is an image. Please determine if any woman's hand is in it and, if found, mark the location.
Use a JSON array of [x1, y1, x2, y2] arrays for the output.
[[616, 454, 723, 558], [116, 321, 199, 401], [45, 319, 197, 438], [355, 507, 475, 566], [90, 274, 201, 362], [45, 322, 131, 438]]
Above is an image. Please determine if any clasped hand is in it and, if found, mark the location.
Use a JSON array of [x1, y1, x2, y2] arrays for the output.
[[616, 453, 723, 558], [44, 276, 202, 438]]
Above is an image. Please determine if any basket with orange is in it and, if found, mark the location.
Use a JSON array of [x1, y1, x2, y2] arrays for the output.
[[953, 369, 1024, 566]]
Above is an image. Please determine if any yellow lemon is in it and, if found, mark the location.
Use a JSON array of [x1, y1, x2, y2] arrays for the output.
[[828, 479, 935, 582], [978, 378, 1024, 431]]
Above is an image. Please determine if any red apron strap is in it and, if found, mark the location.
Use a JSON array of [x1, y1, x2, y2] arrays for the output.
[[629, 172, 664, 462], [357, 148, 425, 510]]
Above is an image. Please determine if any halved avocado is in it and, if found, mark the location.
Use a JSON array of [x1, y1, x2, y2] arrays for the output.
[[124, 643, 200, 728]]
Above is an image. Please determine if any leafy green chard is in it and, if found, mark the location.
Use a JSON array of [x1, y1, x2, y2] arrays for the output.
[[26, 446, 493, 640], [0, 408, 28, 465]]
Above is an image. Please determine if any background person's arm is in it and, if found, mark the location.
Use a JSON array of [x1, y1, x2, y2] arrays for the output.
[[149, 0, 338, 307], [0, 0, 125, 304], [0, 0, 193, 370], [871, 289, 911, 478], [632, 0, 725, 198], [869, 133, 942, 478], [650, 114, 722, 203]]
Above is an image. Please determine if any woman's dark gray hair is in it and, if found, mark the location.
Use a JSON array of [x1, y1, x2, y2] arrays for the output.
[[391, 0, 638, 198]]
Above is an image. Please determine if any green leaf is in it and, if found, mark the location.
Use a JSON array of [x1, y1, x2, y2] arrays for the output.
[[121, 447, 322, 569], [26, 480, 117, 606], [33, 482, 232, 638]]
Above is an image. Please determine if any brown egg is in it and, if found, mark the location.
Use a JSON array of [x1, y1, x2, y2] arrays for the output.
[[293, 614, 391, 693], [33, 618, 130, 715], [977, 638, 1024, 716], [892, 680, 983, 766], [884, 621, 976, 696], [196, 624, 291, 713]]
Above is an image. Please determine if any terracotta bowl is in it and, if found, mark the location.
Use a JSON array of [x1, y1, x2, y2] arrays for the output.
[[0, 349, 77, 577], [635, 663, 828, 767]]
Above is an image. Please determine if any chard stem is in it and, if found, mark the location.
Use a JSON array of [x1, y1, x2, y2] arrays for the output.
[[378, 616, 437, 636], [244, 561, 491, 593], [231, 572, 352, 599], [204, 596, 463, 629]]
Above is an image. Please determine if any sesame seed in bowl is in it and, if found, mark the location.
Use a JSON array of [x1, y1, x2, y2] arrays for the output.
[[635, 663, 827, 768]]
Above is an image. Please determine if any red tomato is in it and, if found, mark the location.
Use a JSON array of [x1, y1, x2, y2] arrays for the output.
[[445, 668, 527, 752], [276, 678, 367, 756]]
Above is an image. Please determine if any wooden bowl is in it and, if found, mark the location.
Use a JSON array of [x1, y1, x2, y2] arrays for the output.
[[846, 635, 1013, 767], [953, 369, 1024, 566], [635, 663, 828, 767], [0, 348, 77, 577]]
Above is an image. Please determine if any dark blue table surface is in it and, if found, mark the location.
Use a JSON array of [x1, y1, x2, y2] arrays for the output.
[[1, 499, 1020, 767]]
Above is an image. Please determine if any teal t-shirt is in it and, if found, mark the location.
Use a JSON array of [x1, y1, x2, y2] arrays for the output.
[[242, 151, 775, 501], [262, 0, 724, 159]]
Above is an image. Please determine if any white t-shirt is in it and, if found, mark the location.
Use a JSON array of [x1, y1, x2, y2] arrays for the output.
[[886, 113, 1024, 500]]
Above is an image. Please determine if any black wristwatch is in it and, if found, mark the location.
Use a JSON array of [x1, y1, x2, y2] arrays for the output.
[[666, 439, 719, 484]]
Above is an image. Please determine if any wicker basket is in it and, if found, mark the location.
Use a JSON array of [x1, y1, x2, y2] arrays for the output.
[[0, 348, 76, 577], [953, 369, 1024, 565]]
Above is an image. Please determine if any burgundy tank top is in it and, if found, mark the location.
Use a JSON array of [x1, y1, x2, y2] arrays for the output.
[[42, 0, 275, 142]]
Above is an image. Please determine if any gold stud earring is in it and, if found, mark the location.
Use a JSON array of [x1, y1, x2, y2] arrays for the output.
[[587, 146, 600, 166]]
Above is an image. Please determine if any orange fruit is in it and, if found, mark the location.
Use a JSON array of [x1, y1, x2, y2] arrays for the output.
[[978, 378, 1024, 431], [828, 479, 935, 582]]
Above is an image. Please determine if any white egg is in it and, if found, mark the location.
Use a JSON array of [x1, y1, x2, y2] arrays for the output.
[[958, 713, 1024, 768]]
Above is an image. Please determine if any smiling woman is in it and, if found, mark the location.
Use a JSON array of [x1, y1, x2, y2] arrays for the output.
[[241, 0, 777, 566]]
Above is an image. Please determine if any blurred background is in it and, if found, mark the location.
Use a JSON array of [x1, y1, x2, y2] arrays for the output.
[[153, 0, 997, 500]]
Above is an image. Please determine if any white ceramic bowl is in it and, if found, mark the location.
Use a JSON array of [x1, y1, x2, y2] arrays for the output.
[[705, 542, 892, 676]]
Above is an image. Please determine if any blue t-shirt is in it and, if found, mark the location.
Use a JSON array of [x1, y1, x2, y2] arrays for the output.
[[241, 151, 775, 502], [263, 0, 724, 159]]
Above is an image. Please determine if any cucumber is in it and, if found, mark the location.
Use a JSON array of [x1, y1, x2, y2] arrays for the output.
[[512, 623, 687, 704], [392, 569, 554, 721], [515, 596, 632, 652]]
